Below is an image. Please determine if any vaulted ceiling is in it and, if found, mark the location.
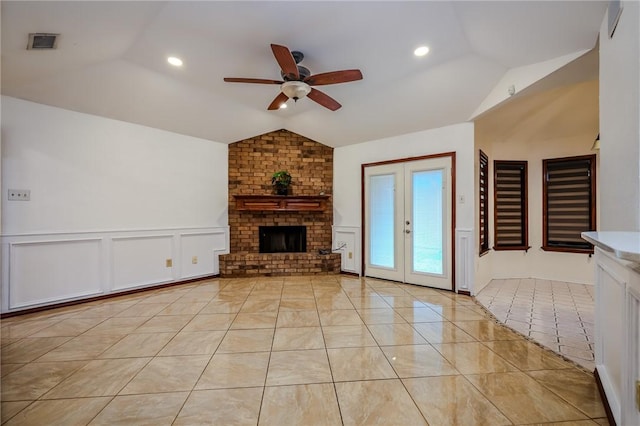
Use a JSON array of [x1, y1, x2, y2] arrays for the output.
[[1, 1, 606, 147]]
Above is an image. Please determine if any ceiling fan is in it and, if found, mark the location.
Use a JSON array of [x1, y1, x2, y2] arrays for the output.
[[224, 44, 363, 111]]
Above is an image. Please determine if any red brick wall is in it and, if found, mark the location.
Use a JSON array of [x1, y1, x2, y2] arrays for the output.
[[228, 129, 333, 253], [220, 253, 341, 277]]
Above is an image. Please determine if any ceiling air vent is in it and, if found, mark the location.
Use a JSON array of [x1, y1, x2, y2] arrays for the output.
[[27, 33, 59, 50]]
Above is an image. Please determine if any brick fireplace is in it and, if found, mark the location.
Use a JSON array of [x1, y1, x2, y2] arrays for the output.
[[219, 129, 340, 277]]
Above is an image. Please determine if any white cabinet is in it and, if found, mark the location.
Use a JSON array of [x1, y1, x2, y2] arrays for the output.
[[625, 273, 640, 425], [592, 246, 640, 425]]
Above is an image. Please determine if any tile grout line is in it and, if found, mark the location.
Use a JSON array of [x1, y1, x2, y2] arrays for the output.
[[169, 280, 239, 425], [255, 277, 285, 426], [315, 276, 347, 426]]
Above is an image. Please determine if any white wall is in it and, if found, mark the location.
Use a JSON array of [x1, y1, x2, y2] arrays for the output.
[[476, 136, 596, 284], [2, 96, 228, 234], [471, 49, 590, 119], [474, 81, 599, 290], [333, 123, 475, 282], [1, 97, 230, 312], [599, 0, 640, 232], [592, 4, 640, 423]]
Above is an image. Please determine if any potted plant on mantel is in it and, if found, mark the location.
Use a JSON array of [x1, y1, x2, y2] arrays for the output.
[[271, 170, 292, 196]]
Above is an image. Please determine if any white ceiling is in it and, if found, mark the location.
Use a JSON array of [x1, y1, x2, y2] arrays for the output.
[[1, 1, 606, 147]]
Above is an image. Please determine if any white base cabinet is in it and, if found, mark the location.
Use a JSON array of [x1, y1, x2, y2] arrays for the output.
[[593, 246, 640, 425]]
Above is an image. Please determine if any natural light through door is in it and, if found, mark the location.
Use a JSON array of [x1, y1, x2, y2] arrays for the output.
[[364, 155, 452, 290], [369, 174, 395, 269], [411, 169, 443, 275]]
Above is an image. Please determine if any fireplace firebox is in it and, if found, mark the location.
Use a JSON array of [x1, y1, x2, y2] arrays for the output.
[[259, 226, 307, 253]]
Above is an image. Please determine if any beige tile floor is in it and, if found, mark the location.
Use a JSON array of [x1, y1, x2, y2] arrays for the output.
[[1, 275, 608, 425], [476, 278, 595, 371]]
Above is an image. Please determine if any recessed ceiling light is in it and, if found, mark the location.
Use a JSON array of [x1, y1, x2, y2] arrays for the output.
[[279, 103, 287, 109], [414, 46, 430, 57], [167, 56, 183, 67]]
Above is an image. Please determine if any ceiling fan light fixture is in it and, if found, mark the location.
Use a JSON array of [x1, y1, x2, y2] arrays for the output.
[[224, 43, 360, 111], [279, 103, 288, 109], [281, 81, 311, 101]]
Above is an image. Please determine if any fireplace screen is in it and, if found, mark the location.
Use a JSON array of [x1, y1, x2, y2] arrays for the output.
[[259, 226, 307, 253]]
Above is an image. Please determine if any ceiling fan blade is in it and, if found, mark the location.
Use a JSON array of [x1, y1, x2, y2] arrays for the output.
[[271, 44, 299, 80], [224, 77, 283, 84], [304, 69, 363, 86], [267, 92, 289, 110], [307, 88, 341, 111]]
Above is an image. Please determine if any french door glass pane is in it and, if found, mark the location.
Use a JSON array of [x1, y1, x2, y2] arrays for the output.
[[370, 174, 395, 268], [412, 170, 443, 275]]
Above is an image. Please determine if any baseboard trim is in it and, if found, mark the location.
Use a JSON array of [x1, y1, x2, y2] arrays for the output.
[[594, 367, 617, 426], [340, 271, 360, 277], [1, 274, 220, 319]]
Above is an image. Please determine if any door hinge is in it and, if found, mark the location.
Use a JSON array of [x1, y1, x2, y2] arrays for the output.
[[636, 380, 640, 411]]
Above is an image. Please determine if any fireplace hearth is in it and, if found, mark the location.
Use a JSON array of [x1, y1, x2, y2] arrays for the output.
[[259, 226, 306, 253]]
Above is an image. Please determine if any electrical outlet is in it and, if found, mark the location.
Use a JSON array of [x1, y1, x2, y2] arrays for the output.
[[192, 256, 198, 264], [348, 252, 353, 259], [8, 189, 30, 201], [166, 259, 172, 268]]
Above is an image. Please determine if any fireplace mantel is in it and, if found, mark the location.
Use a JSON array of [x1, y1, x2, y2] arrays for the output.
[[234, 194, 329, 212]]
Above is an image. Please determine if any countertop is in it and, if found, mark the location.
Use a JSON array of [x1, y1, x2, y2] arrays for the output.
[[582, 231, 640, 263]]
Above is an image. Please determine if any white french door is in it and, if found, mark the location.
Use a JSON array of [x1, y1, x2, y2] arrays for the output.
[[364, 156, 452, 290]]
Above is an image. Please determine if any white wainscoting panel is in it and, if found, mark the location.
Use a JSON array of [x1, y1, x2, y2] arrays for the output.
[[332, 226, 361, 275], [180, 231, 227, 279], [111, 235, 174, 291], [455, 229, 474, 294], [1, 227, 229, 313], [8, 239, 102, 309]]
